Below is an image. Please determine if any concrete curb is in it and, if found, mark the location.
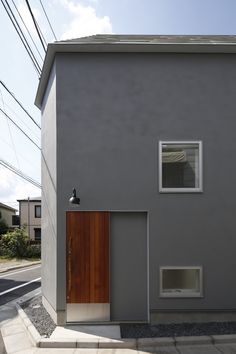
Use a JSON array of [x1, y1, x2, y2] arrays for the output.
[[16, 303, 41, 347], [16, 304, 236, 349], [0, 261, 41, 274]]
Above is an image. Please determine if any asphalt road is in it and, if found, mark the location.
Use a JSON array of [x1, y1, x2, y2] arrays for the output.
[[0, 265, 41, 306]]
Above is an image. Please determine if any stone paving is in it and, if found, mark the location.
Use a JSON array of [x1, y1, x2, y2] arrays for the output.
[[2, 309, 236, 354]]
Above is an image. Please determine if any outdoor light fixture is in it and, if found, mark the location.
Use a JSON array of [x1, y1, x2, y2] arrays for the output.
[[69, 188, 80, 205]]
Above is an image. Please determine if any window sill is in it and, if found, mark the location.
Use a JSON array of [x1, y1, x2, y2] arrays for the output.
[[159, 188, 203, 193], [160, 292, 203, 298]]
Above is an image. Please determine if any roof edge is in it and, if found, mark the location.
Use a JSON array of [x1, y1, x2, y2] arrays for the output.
[[35, 40, 236, 109]]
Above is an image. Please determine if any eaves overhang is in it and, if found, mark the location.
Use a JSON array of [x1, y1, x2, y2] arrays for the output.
[[35, 39, 236, 109]]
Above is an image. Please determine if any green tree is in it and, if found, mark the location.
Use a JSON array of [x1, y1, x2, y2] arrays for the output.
[[0, 219, 9, 235]]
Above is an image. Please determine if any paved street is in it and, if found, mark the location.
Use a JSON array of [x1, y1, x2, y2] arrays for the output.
[[0, 265, 41, 306]]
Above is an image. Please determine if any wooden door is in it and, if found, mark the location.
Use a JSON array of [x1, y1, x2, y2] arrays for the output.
[[66, 211, 109, 304]]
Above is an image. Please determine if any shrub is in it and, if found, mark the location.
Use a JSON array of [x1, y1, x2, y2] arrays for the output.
[[0, 219, 9, 235], [0, 227, 28, 258], [25, 244, 41, 258]]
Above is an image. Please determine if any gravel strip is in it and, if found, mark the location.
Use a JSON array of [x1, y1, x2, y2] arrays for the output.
[[21, 296, 56, 337], [120, 322, 236, 338], [21, 296, 236, 339]]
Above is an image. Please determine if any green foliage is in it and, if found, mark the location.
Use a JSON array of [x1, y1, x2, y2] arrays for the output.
[[25, 244, 41, 258], [0, 219, 9, 235], [0, 227, 41, 259], [0, 227, 28, 258]]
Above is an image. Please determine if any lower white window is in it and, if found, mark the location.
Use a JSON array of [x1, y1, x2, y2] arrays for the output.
[[160, 266, 203, 297]]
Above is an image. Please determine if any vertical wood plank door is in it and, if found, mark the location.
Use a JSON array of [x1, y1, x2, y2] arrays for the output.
[[66, 211, 109, 304]]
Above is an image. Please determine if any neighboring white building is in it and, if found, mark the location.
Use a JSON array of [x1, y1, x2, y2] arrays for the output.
[[0, 202, 18, 228], [17, 197, 41, 241]]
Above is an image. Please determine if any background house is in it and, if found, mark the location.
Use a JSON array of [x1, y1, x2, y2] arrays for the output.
[[36, 35, 236, 325], [17, 197, 41, 242], [0, 202, 18, 229]]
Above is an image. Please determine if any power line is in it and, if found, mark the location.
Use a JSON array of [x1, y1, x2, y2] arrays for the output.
[[25, 0, 46, 53], [0, 88, 21, 170], [39, 0, 57, 41], [0, 0, 42, 76], [0, 81, 41, 129], [0, 134, 40, 169], [11, 0, 44, 62], [1, 0, 42, 76], [35, 16, 47, 47], [0, 107, 41, 150], [2, 101, 41, 143], [0, 158, 41, 188]]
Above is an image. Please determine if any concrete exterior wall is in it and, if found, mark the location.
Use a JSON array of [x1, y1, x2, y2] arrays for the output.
[[19, 201, 41, 239], [0, 207, 16, 228], [41, 63, 60, 322], [42, 51, 236, 321]]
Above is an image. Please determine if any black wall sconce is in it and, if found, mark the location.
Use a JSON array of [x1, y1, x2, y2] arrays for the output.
[[69, 188, 80, 205]]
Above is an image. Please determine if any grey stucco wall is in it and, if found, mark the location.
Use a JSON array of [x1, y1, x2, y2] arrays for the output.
[[41, 63, 57, 313], [49, 52, 236, 314], [110, 212, 148, 321]]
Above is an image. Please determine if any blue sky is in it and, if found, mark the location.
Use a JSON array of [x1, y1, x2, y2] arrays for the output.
[[0, 0, 236, 210]]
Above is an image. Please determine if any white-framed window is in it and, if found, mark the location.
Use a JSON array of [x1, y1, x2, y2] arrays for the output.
[[160, 266, 203, 298], [159, 141, 203, 193]]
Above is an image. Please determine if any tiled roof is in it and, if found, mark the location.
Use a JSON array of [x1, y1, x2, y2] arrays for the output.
[[57, 34, 236, 45]]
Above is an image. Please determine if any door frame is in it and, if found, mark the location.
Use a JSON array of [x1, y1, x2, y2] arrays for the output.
[[65, 210, 149, 323]]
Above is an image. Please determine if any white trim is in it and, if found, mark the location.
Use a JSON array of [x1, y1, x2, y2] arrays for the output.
[[159, 266, 203, 298], [159, 140, 203, 193]]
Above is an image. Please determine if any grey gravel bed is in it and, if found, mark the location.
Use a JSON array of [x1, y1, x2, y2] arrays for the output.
[[21, 296, 236, 339], [120, 322, 236, 338], [21, 296, 56, 337]]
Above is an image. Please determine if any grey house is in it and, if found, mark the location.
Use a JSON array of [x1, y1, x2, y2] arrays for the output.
[[35, 35, 236, 325]]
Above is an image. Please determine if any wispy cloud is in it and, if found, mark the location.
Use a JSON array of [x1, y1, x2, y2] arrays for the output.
[[60, 0, 112, 40]]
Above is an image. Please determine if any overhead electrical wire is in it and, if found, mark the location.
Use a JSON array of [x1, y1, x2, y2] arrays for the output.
[[0, 0, 42, 76], [11, 0, 44, 62], [2, 101, 41, 143], [0, 0, 45, 190], [0, 158, 41, 188], [38, 0, 57, 41], [0, 81, 41, 129], [0, 135, 40, 169], [0, 88, 21, 170], [35, 16, 48, 48], [24, 0, 47, 53], [0, 107, 41, 150]]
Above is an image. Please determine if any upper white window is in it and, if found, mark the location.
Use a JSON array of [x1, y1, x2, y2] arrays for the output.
[[159, 141, 203, 193]]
